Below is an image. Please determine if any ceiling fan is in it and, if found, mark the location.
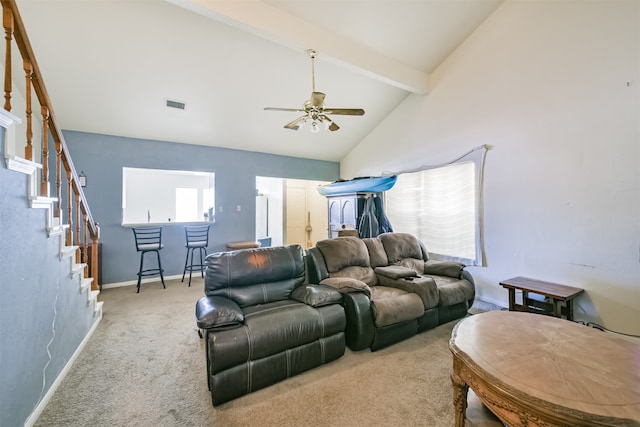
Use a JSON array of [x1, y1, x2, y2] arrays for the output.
[[264, 49, 365, 132]]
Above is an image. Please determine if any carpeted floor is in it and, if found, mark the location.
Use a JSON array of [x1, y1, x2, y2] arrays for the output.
[[34, 278, 502, 427]]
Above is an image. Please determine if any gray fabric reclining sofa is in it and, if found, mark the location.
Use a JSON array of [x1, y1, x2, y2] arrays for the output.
[[195, 244, 346, 405], [306, 232, 475, 351]]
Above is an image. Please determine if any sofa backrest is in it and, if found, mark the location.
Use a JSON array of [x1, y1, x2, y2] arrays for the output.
[[362, 237, 388, 268], [315, 237, 377, 285], [378, 232, 427, 274], [204, 244, 305, 307]]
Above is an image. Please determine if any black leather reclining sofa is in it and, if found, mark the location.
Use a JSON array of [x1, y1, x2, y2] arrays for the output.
[[195, 244, 346, 405]]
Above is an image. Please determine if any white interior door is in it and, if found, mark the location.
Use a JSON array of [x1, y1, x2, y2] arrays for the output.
[[285, 186, 307, 248]]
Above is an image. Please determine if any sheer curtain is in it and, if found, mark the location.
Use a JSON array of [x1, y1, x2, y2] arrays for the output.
[[385, 145, 489, 266]]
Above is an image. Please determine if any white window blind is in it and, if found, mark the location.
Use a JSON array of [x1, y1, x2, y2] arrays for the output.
[[385, 145, 488, 266]]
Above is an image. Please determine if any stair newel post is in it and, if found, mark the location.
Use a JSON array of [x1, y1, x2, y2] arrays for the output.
[[2, 6, 12, 112], [40, 105, 49, 196], [65, 168, 72, 246], [23, 58, 32, 161]]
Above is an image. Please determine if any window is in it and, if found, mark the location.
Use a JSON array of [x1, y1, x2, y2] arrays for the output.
[[175, 188, 199, 222], [385, 145, 488, 266], [122, 167, 215, 225]]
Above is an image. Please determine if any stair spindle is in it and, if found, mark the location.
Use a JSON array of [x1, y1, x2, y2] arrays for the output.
[[66, 169, 72, 246], [2, 7, 11, 112], [82, 215, 88, 277], [40, 105, 49, 196], [54, 136, 61, 218], [74, 191, 80, 248], [23, 58, 32, 160]]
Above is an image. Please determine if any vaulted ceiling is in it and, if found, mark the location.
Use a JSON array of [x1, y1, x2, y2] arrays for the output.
[[16, 0, 503, 162]]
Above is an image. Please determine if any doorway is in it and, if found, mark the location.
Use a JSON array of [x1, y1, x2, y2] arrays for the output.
[[256, 176, 329, 249]]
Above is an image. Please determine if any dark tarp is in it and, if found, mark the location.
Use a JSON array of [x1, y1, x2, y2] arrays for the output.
[[358, 195, 393, 238]]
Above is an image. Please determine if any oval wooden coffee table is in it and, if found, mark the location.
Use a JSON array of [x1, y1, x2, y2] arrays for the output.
[[449, 311, 640, 426]]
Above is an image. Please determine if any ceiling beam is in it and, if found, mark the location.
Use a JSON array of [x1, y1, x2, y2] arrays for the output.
[[166, 0, 430, 95]]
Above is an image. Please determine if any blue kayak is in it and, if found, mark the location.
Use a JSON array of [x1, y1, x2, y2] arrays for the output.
[[317, 175, 397, 196]]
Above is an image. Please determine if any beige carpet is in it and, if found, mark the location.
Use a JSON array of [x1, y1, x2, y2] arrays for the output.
[[34, 278, 501, 427]]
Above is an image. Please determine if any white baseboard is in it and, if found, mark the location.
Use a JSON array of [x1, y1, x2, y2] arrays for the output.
[[101, 274, 184, 290], [474, 295, 507, 309], [24, 310, 103, 427]]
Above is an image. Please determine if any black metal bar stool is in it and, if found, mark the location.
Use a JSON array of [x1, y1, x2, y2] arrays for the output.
[[132, 226, 166, 293], [182, 225, 210, 286]]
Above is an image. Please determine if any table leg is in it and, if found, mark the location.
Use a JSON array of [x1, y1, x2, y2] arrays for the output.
[[451, 367, 469, 427], [566, 300, 574, 321], [553, 299, 562, 318], [508, 289, 515, 311]]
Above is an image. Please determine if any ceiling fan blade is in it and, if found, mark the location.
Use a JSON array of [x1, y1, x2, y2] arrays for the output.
[[284, 115, 307, 130], [310, 91, 325, 107], [264, 107, 306, 112], [324, 108, 365, 116]]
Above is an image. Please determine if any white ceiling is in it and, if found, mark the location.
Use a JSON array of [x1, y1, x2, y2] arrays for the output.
[[16, 0, 503, 162]]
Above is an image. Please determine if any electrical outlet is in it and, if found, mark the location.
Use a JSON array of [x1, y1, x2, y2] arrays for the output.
[[236, 205, 242, 212], [218, 206, 223, 212]]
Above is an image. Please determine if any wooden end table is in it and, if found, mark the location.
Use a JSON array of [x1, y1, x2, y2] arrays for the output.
[[499, 276, 584, 320], [450, 311, 640, 426]]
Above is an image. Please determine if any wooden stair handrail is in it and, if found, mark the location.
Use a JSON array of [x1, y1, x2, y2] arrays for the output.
[[2, 0, 100, 288], [1, 0, 99, 240]]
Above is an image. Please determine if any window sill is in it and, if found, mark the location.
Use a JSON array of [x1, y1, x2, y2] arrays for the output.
[[122, 220, 215, 227]]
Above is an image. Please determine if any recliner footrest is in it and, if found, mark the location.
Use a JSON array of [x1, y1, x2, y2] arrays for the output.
[[370, 286, 424, 327]]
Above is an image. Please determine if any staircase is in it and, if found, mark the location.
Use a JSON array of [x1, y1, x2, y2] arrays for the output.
[[3, 130, 102, 318], [0, 1, 103, 425], [0, 0, 101, 289]]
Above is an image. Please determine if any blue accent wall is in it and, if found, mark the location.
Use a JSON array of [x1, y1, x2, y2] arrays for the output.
[[0, 128, 99, 426], [62, 130, 340, 285]]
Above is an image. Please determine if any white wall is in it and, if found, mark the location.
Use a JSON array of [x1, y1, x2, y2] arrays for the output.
[[256, 176, 284, 246], [342, 0, 640, 334]]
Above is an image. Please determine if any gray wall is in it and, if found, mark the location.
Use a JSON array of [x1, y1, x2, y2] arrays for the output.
[[0, 129, 98, 427], [62, 130, 340, 285]]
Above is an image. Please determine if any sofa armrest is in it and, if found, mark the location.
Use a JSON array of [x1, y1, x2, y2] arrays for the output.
[[341, 292, 375, 351], [290, 284, 343, 307], [461, 269, 475, 286], [195, 296, 244, 329], [320, 277, 372, 298], [375, 265, 419, 279], [424, 260, 465, 278]]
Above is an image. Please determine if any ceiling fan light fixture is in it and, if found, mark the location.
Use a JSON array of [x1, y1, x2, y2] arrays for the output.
[[310, 121, 320, 133]]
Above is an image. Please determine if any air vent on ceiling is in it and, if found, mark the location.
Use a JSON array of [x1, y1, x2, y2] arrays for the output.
[[165, 99, 186, 110]]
